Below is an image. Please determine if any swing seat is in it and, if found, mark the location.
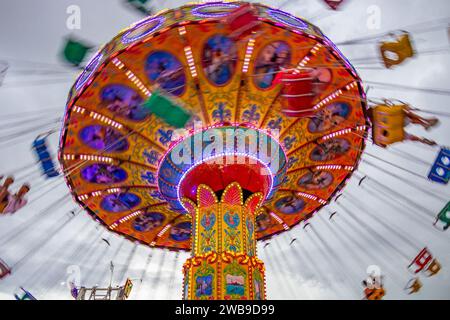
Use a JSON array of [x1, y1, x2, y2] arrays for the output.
[[32, 138, 59, 178], [380, 33, 415, 68], [408, 247, 437, 275], [372, 104, 405, 147], [405, 278, 422, 295], [143, 90, 191, 128], [224, 4, 261, 40], [424, 259, 441, 277], [62, 37, 92, 67], [323, 0, 345, 10], [364, 287, 385, 300], [279, 70, 316, 118], [433, 201, 450, 231], [0, 259, 11, 279], [428, 148, 450, 185]]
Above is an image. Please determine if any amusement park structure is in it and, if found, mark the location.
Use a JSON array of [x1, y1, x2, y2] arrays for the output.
[[0, 0, 448, 302], [58, 1, 378, 300]]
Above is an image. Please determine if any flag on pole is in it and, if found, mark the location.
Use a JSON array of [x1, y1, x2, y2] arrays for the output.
[[434, 201, 450, 231], [61, 37, 93, 67], [143, 90, 191, 128]]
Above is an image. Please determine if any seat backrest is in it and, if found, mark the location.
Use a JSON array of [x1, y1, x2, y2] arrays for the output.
[[372, 104, 405, 146], [380, 33, 414, 68]]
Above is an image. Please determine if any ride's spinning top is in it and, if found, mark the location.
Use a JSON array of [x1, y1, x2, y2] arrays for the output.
[[59, 1, 368, 300]]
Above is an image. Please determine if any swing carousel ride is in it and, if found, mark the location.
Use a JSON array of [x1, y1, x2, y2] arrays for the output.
[[0, 0, 449, 301], [59, 1, 369, 300]]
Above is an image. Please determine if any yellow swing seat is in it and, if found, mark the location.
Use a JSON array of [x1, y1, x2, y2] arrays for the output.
[[380, 33, 415, 68], [372, 104, 405, 146]]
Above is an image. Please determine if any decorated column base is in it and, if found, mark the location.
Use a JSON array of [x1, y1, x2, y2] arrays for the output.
[[183, 252, 266, 300], [181, 183, 267, 300]]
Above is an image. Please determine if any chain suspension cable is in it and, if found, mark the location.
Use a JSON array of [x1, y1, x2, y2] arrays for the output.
[[357, 169, 439, 218], [0, 107, 63, 120], [117, 242, 139, 285], [40, 225, 106, 297], [387, 146, 433, 167], [0, 193, 71, 245], [21, 213, 90, 293], [357, 181, 448, 245], [301, 230, 349, 299], [135, 251, 154, 297], [331, 208, 410, 288], [284, 230, 336, 297], [80, 235, 113, 286], [362, 159, 448, 201], [363, 153, 434, 181], [149, 249, 167, 299], [336, 200, 411, 261], [9, 212, 80, 271], [317, 211, 367, 268], [280, 235, 314, 300], [309, 226, 361, 298], [344, 193, 423, 252], [1, 77, 74, 88], [166, 252, 181, 300], [95, 239, 126, 287], [365, 80, 450, 96], [269, 239, 299, 298], [336, 19, 450, 45]]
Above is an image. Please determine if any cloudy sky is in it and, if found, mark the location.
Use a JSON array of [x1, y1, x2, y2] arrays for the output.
[[0, 0, 449, 300]]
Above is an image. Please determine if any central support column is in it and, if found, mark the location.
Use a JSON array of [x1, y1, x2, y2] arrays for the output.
[[181, 182, 266, 300]]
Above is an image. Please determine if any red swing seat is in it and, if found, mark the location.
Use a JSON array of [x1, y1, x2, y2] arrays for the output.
[[0, 258, 11, 279], [278, 70, 316, 118], [224, 4, 261, 40]]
